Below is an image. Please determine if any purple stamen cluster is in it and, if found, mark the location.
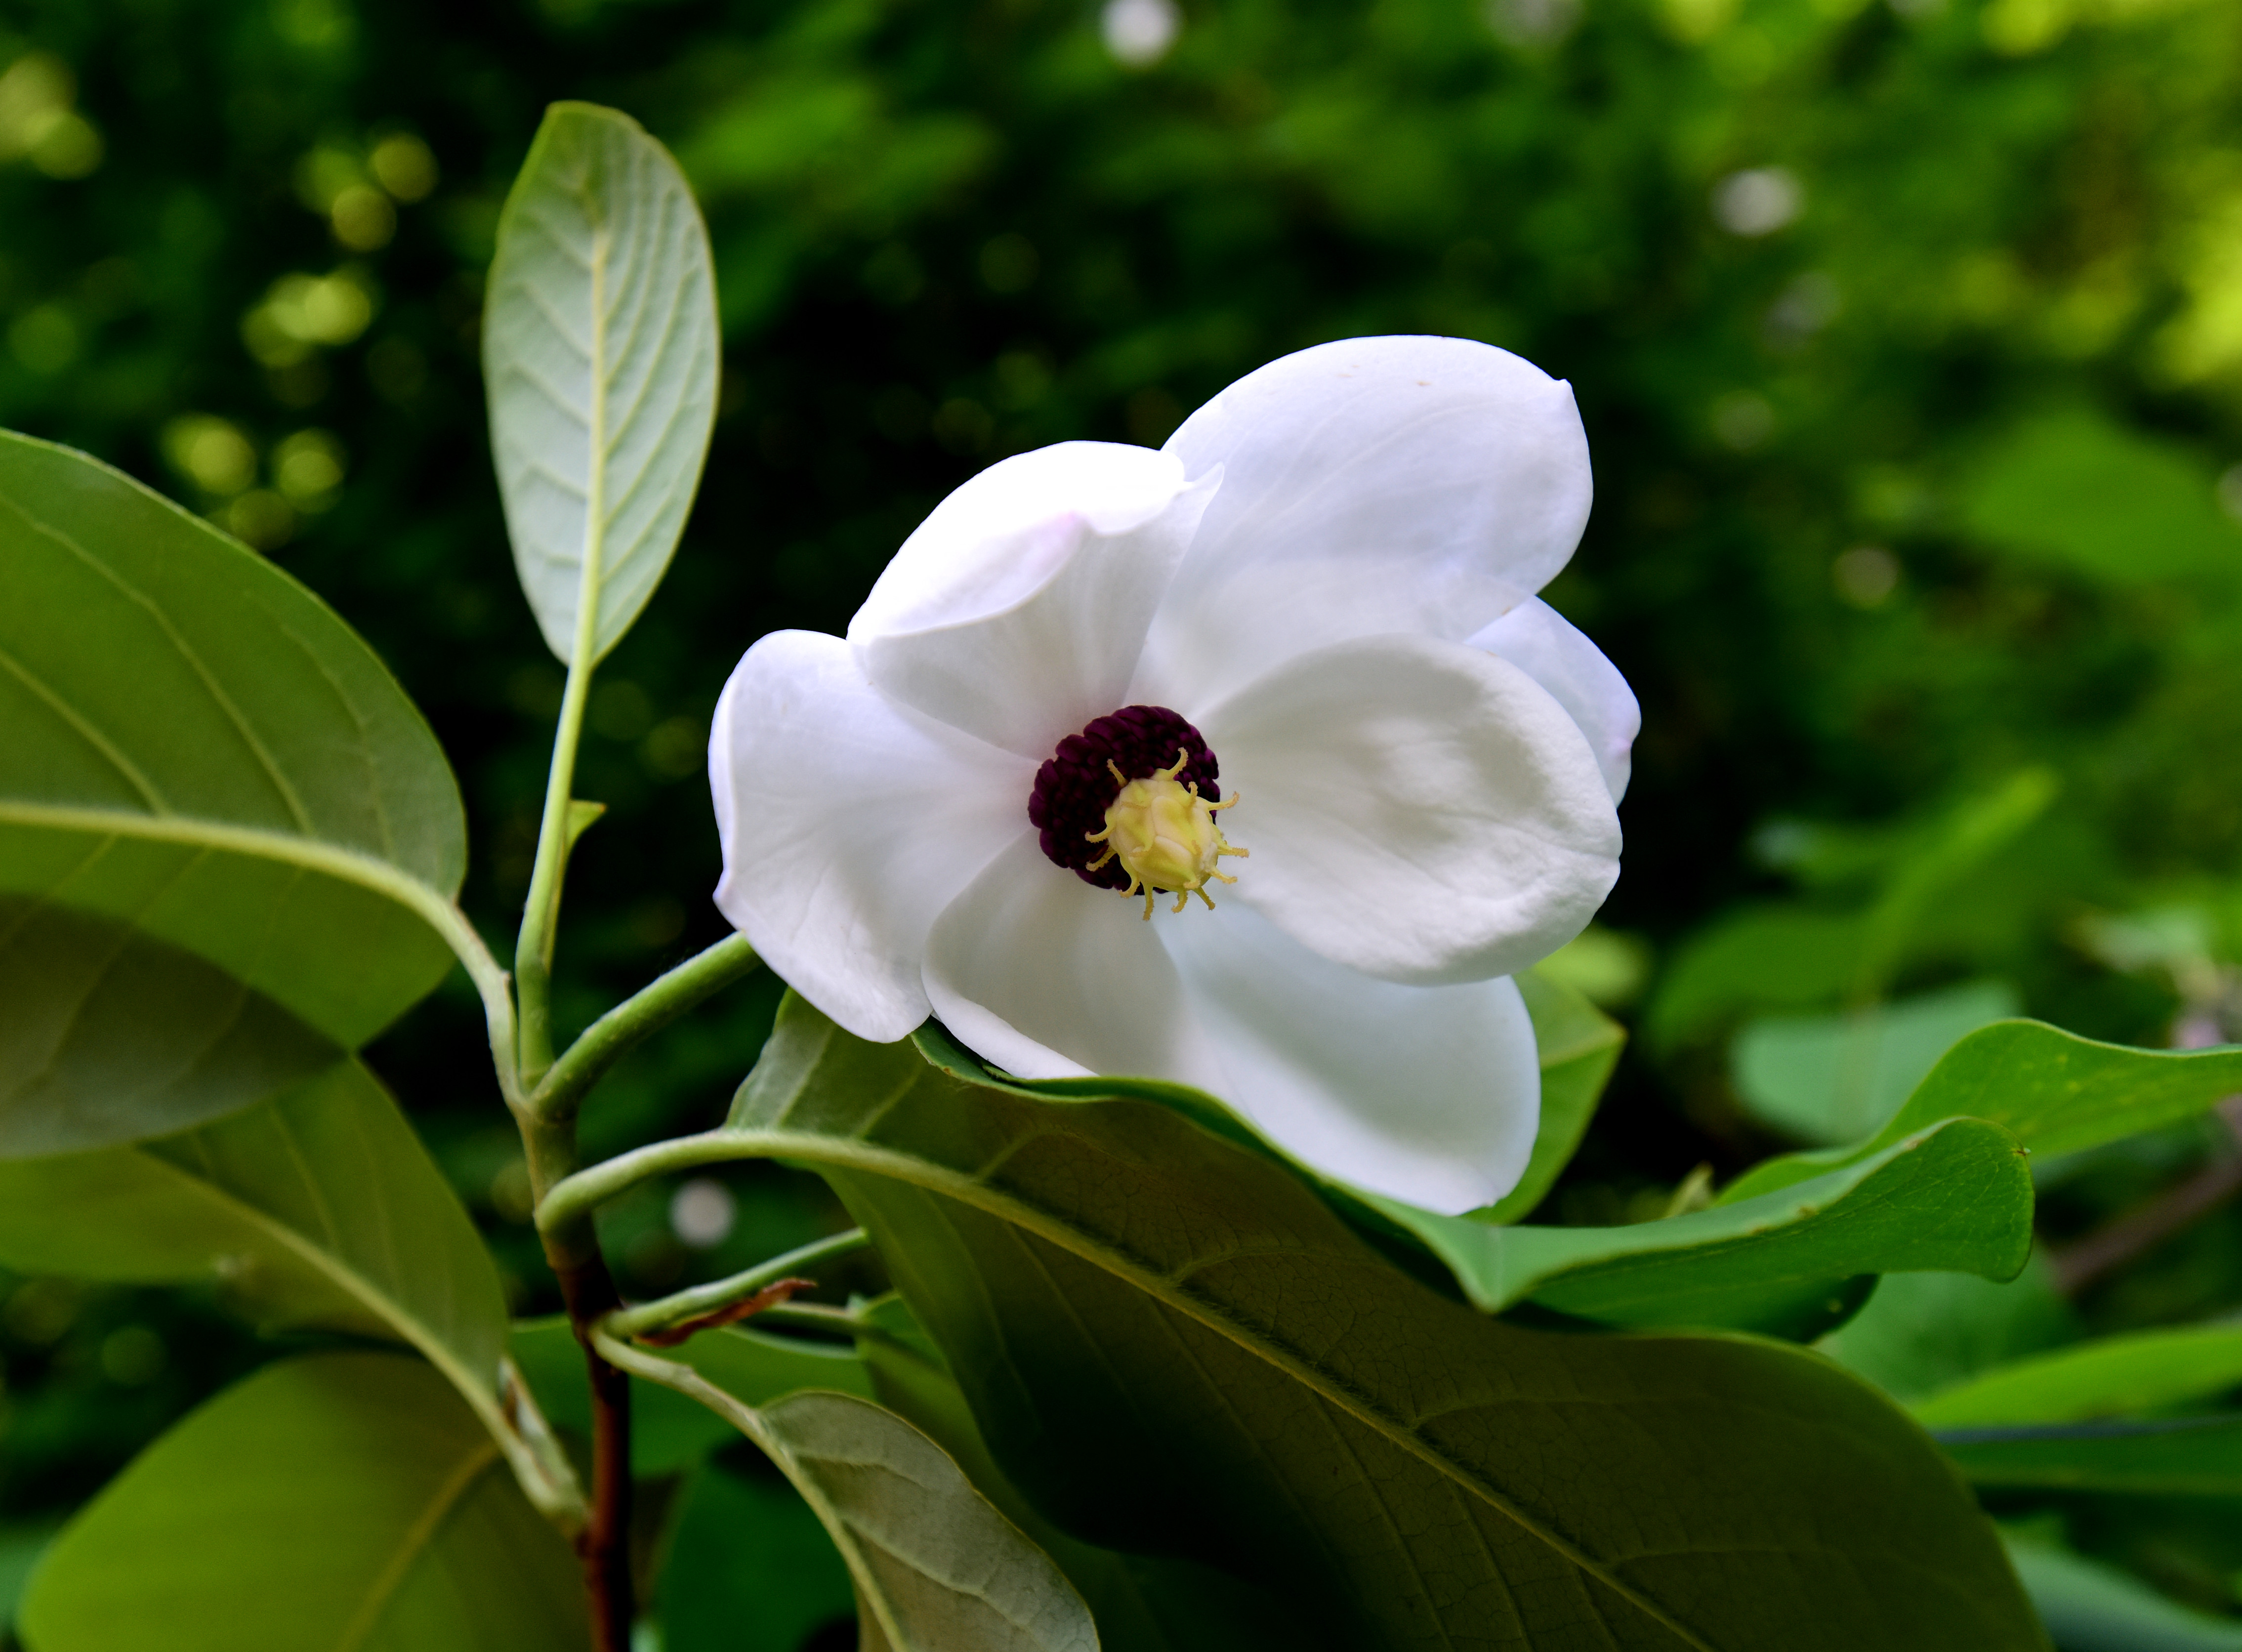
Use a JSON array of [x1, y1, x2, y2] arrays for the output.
[[1028, 705, 1221, 889]]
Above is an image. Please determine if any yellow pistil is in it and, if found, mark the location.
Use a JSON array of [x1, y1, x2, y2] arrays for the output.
[[1084, 748, 1249, 920]]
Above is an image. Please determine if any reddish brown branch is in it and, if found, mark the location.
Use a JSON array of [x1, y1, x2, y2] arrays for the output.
[[2050, 1096, 2242, 1296], [557, 1255, 634, 1652]]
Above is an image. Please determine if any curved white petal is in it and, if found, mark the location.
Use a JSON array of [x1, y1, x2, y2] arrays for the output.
[[1203, 633, 1620, 987], [1162, 904, 1540, 1215], [711, 630, 1032, 1042], [1138, 336, 1591, 711], [923, 833, 1229, 1086], [848, 442, 1212, 758], [1468, 598, 1639, 804]]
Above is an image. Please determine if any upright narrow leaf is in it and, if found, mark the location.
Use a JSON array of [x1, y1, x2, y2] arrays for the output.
[[18, 1354, 585, 1652], [1911, 1322, 2242, 1429], [0, 431, 471, 1153], [692, 995, 2045, 1651], [485, 101, 720, 665]]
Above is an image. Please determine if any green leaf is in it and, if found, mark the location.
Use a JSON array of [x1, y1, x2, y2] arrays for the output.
[[854, 1294, 1332, 1652], [511, 1313, 873, 1476], [601, 1329, 1101, 1652], [2001, 1530, 2242, 1652], [1645, 904, 1866, 1049], [0, 1060, 540, 1496], [1377, 1115, 2034, 1337], [1732, 979, 2021, 1147], [485, 102, 720, 666], [17, 1353, 585, 1652], [1960, 408, 2242, 586], [0, 430, 471, 1154], [1721, 1021, 2242, 1205], [1912, 1323, 2242, 1430], [1818, 1258, 2077, 1404], [755, 1390, 1098, 1652], [1940, 1416, 2242, 1496], [706, 994, 2045, 1650], [659, 1459, 857, 1652], [1476, 964, 1625, 1222]]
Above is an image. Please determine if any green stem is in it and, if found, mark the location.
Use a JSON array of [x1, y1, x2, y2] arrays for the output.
[[605, 1228, 869, 1342], [539, 1127, 748, 1234], [515, 656, 595, 1091], [530, 932, 762, 1122]]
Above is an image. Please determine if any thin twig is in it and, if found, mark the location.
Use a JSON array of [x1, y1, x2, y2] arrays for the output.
[[2051, 1096, 2242, 1295]]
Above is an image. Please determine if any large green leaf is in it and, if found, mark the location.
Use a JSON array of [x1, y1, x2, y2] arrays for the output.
[[1940, 1416, 2242, 1496], [0, 1059, 554, 1502], [1382, 1114, 2034, 1337], [855, 1294, 1329, 1652], [664, 994, 2043, 1650], [1912, 1323, 2242, 1430], [2002, 1530, 2242, 1652], [1722, 1021, 2242, 1205], [17, 1353, 585, 1652], [597, 1332, 1099, 1652], [485, 102, 719, 666], [0, 430, 471, 1154], [660, 1459, 857, 1652]]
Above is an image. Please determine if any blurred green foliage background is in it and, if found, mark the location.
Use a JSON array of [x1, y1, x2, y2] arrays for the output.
[[6, 0, 2242, 1639]]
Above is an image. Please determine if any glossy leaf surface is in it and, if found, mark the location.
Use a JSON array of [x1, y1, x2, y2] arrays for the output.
[[485, 102, 719, 665], [18, 1354, 584, 1652], [1383, 1115, 2033, 1336], [702, 994, 2043, 1651], [1722, 1021, 2242, 1205], [0, 431, 467, 1154]]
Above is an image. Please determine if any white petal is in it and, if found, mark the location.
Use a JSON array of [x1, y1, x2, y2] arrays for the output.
[[922, 833, 1229, 1086], [1468, 598, 1640, 804], [1138, 335, 1591, 711], [710, 631, 1032, 1042], [1204, 633, 1620, 986], [1163, 904, 1541, 1215], [847, 442, 1212, 758]]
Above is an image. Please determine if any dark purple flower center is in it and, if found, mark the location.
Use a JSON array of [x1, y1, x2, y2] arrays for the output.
[[1028, 705, 1221, 890]]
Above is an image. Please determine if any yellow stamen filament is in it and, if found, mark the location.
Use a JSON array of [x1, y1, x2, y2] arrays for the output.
[[1084, 748, 1247, 920]]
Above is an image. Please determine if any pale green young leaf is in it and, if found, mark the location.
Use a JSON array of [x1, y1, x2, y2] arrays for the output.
[[1377, 1114, 2034, 1336], [485, 101, 719, 666], [17, 1354, 584, 1652], [0, 1061, 530, 1488], [1912, 1322, 2242, 1429], [678, 994, 2045, 1651], [0, 430, 472, 1154], [1721, 1020, 2242, 1205]]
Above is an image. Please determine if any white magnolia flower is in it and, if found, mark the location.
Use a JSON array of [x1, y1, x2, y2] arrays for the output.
[[709, 336, 1636, 1215]]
